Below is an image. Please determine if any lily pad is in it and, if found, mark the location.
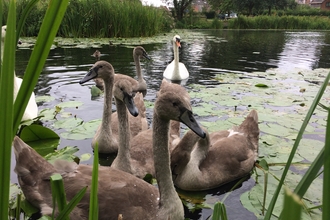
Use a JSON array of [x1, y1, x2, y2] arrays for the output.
[[35, 95, 55, 103], [44, 146, 79, 164], [19, 124, 60, 156], [60, 119, 101, 140], [53, 117, 84, 130], [56, 100, 83, 108]]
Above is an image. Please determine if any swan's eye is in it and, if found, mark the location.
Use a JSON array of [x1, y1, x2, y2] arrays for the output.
[[173, 102, 178, 107], [99, 65, 103, 68], [120, 87, 123, 91]]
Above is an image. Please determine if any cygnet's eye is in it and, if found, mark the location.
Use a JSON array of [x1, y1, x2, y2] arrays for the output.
[[120, 87, 124, 91], [172, 102, 178, 107]]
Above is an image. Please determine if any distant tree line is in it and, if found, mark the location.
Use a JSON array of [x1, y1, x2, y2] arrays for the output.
[[164, 0, 299, 21], [207, 0, 298, 15]]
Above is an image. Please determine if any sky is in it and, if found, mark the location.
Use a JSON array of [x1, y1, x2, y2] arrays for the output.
[[142, 0, 167, 7]]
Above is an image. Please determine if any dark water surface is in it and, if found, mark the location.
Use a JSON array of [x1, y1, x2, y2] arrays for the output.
[[12, 29, 330, 219]]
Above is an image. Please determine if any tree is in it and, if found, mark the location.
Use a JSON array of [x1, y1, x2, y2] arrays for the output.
[[162, 0, 194, 21]]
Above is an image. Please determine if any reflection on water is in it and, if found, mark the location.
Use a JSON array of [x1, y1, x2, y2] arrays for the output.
[[13, 30, 330, 220], [277, 32, 326, 70]]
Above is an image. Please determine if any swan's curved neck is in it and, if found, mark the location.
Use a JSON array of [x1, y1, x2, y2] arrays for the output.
[[172, 41, 180, 79], [133, 54, 143, 83], [101, 76, 114, 135], [112, 98, 132, 173], [152, 114, 181, 212], [173, 41, 180, 64], [190, 137, 209, 167]]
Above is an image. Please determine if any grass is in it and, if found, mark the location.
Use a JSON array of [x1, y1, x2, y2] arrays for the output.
[[228, 15, 330, 30], [2, 0, 172, 38]]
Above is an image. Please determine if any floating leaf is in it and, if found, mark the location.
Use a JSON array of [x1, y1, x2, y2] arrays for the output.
[[91, 86, 103, 97], [19, 124, 60, 156], [35, 95, 55, 103], [79, 153, 92, 162], [53, 117, 84, 130], [44, 146, 79, 164], [255, 83, 269, 88], [60, 119, 101, 140], [56, 101, 83, 108]]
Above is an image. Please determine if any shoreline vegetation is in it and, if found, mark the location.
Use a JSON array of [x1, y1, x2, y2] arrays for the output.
[[2, 0, 330, 39]]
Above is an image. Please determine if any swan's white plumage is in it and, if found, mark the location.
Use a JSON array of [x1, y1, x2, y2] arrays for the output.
[[1, 25, 38, 121], [163, 35, 189, 81]]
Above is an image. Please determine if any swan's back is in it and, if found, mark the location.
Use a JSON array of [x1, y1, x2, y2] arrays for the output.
[[13, 136, 161, 220], [172, 110, 259, 191]]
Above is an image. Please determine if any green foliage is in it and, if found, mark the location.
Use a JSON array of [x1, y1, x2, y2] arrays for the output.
[[89, 143, 99, 220], [0, 1, 16, 219], [323, 109, 330, 220], [280, 188, 303, 220], [51, 173, 87, 220], [212, 202, 228, 220], [2, 0, 172, 38], [0, 0, 70, 218], [228, 15, 330, 30], [211, 18, 223, 29]]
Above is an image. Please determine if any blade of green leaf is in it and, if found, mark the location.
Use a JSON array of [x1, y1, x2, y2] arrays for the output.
[[89, 143, 99, 220], [264, 72, 330, 219], [0, 1, 16, 219], [212, 202, 228, 220], [16, 0, 40, 43], [280, 188, 302, 220], [323, 109, 330, 220], [50, 173, 69, 220], [13, 0, 69, 134], [294, 147, 324, 197], [56, 187, 87, 220]]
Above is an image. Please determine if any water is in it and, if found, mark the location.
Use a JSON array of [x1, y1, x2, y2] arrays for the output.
[[13, 29, 330, 219]]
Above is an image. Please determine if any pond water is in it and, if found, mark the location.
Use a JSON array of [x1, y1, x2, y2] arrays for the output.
[[12, 29, 330, 219]]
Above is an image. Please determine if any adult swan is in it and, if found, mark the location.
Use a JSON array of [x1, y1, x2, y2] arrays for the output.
[[163, 35, 189, 82]]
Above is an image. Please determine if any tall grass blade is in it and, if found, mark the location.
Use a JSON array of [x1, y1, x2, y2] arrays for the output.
[[56, 186, 87, 220], [323, 109, 330, 220], [50, 173, 69, 220], [294, 148, 324, 197], [280, 188, 302, 220], [264, 72, 330, 219], [0, 0, 16, 219], [89, 143, 99, 219], [15, 193, 22, 219], [16, 0, 40, 42], [211, 202, 228, 220], [13, 0, 69, 134]]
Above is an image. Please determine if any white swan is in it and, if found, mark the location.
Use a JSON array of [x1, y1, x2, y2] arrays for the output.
[[163, 35, 189, 82], [13, 78, 206, 219], [171, 110, 259, 191], [1, 25, 38, 121]]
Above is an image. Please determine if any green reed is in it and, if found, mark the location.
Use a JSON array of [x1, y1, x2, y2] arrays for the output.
[[228, 15, 330, 30], [2, 0, 172, 38]]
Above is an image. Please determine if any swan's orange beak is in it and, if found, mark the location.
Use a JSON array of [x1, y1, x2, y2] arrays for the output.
[[176, 40, 181, 48]]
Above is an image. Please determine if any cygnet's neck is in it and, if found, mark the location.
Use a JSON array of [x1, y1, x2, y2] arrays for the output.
[[152, 114, 181, 214], [111, 97, 132, 173], [101, 75, 114, 136]]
